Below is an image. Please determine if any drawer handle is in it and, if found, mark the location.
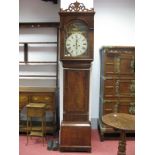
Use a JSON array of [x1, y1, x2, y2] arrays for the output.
[[20, 97, 26, 100], [130, 59, 135, 73], [130, 80, 135, 92], [33, 97, 38, 100], [129, 102, 135, 114], [45, 97, 50, 100], [113, 103, 119, 113], [114, 57, 120, 73], [105, 109, 113, 112]]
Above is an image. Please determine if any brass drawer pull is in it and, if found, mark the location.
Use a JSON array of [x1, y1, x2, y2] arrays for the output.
[[33, 97, 38, 101], [45, 97, 50, 100], [20, 96, 28, 102]]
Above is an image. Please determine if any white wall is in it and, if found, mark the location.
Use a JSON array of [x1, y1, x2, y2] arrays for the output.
[[19, 0, 59, 22], [94, 0, 135, 48], [19, 0, 135, 127], [92, 0, 135, 119], [61, 0, 93, 9]]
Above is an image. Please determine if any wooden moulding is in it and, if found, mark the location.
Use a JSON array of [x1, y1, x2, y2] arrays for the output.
[[60, 121, 91, 152], [19, 87, 56, 92], [19, 22, 59, 28]]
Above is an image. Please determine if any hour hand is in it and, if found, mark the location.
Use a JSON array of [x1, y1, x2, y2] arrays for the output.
[[75, 37, 78, 49]]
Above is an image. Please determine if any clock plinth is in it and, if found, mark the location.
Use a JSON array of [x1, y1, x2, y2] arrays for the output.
[[59, 1, 95, 152], [60, 121, 91, 152]]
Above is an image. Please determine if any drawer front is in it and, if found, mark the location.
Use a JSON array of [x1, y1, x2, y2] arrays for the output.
[[30, 93, 55, 111], [20, 95, 29, 103], [31, 95, 52, 102], [27, 107, 46, 117], [19, 92, 56, 112], [103, 100, 135, 115], [104, 78, 135, 99], [19, 95, 29, 110], [104, 49, 135, 77]]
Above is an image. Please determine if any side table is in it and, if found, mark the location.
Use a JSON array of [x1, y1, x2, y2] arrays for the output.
[[102, 113, 135, 155], [26, 103, 47, 146]]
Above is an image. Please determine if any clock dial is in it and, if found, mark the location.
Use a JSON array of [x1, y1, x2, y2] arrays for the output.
[[64, 19, 90, 58], [66, 33, 87, 57]]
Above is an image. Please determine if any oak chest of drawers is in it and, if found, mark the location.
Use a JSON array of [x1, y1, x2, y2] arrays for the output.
[[19, 87, 56, 133], [98, 46, 135, 140]]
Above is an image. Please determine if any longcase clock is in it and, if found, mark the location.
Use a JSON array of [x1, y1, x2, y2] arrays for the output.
[[59, 1, 95, 152]]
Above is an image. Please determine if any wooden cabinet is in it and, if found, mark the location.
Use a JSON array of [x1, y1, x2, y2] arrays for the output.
[[19, 87, 56, 133], [98, 46, 135, 140]]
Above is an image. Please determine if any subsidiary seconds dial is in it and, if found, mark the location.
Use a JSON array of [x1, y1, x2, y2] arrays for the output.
[[65, 33, 88, 57]]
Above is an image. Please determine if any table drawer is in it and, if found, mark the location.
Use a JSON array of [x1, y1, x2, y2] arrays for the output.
[[27, 107, 46, 117], [30, 94, 55, 111], [31, 95, 53, 103]]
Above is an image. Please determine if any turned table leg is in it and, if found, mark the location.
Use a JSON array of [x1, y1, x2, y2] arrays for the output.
[[117, 130, 126, 155]]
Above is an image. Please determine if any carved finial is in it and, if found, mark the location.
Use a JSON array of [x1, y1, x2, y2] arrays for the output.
[[60, 1, 94, 12]]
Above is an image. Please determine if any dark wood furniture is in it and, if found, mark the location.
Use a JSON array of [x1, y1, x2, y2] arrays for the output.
[[60, 121, 91, 152], [26, 103, 47, 145], [19, 87, 56, 133], [19, 22, 60, 134], [102, 113, 135, 155], [98, 46, 135, 141], [59, 1, 95, 152]]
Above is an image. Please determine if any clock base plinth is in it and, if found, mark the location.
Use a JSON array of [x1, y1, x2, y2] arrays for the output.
[[60, 121, 91, 152]]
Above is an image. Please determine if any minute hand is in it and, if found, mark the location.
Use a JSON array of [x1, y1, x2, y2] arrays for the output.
[[75, 36, 78, 50]]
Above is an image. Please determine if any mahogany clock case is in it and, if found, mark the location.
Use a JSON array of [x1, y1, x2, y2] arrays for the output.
[[59, 2, 95, 152]]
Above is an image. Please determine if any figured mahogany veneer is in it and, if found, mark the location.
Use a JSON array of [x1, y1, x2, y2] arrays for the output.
[[60, 121, 91, 152]]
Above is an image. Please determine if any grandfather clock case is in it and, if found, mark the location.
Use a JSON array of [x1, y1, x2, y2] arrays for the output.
[[59, 1, 95, 152]]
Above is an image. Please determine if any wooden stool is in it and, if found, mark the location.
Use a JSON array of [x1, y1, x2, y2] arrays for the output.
[[26, 103, 46, 146]]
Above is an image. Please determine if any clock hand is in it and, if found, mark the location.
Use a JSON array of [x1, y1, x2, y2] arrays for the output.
[[76, 35, 78, 50]]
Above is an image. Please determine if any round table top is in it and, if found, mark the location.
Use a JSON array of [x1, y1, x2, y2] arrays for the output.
[[102, 113, 135, 131]]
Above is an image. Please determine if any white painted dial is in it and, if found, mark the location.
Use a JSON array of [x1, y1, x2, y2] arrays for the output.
[[65, 33, 87, 57]]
